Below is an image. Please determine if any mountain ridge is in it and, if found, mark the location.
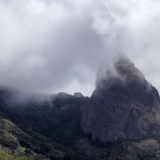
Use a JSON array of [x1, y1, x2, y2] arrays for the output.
[[0, 58, 160, 159]]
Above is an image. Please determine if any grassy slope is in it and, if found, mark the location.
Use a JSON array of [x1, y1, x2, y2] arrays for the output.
[[0, 115, 82, 160], [0, 117, 49, 160], [0, 145, 48, 160]]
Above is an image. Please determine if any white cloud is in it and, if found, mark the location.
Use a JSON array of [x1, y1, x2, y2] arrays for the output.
[[0, 0, 160, 96]]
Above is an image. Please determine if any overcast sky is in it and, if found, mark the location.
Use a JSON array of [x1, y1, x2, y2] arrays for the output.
[[0, 0, 160, 96]]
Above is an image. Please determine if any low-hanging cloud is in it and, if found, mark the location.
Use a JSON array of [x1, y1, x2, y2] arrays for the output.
[[0, 0, 160, 96]]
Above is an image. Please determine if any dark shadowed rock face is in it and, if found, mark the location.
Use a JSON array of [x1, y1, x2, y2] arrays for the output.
[[82, 58, 160, 142]]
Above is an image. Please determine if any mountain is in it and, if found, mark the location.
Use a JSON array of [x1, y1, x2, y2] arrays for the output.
[[1, 58, 160, 160], [0, 91, 89, 159], [82, 58, 160, 142]]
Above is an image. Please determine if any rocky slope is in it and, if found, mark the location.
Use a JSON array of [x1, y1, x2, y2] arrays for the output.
[[82, 58, 160, 142]]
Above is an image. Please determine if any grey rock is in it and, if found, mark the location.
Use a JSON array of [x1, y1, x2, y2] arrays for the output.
[[82, 58, 160, 142], [74, 92, 84, 98]]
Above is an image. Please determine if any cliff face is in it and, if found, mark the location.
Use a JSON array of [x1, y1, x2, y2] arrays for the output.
[[82, 59, 160, 142]]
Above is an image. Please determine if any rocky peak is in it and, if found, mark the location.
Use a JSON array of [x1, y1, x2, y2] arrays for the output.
[[82, 58, 160, 142]]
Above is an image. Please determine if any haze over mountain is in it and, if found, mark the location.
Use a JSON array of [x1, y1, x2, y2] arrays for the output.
[[1, 0, 160, 159], [0, 58, 160, 159]]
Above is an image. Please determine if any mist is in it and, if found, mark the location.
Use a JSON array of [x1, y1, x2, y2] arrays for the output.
[[0, 0, 160, 96]]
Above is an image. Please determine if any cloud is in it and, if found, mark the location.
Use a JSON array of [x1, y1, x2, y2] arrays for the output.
[[0, 0, 160, 96]]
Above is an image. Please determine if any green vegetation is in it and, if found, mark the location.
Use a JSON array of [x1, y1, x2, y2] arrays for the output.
[[0, 117, 49, 160], [0, 145, 49, 160], [0, 118, 19, 149]]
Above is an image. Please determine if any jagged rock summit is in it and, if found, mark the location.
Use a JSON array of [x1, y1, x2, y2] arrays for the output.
[[82, 58, 160, 142]]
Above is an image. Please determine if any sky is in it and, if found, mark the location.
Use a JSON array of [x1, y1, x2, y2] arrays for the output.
[[0, 0, 160, 96]]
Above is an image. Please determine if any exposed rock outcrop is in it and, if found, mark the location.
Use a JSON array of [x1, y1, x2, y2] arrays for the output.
[[82, 58, 160, 142]]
